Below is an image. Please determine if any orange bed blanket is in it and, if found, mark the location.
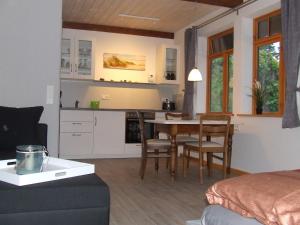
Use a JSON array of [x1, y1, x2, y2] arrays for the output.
[[206, 170, 300, 225]]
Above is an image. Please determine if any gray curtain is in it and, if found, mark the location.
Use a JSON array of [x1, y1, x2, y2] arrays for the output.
[[282, 0, 300, 128], [182, 28, 197, 116]]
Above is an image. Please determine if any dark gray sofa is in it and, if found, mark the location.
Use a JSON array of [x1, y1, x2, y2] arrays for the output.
[[0, 106, 47, 160], [0, 174, 110, 225], [0, 123, 48, 160]]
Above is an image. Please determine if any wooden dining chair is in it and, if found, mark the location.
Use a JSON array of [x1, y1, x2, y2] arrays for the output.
[[165, 112, 198, 168], [137, 111, 171, 179], [165, 112, 199, 144], [183, 114, 231, 184]]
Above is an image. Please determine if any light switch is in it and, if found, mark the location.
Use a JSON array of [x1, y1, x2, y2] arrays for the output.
[[46, 85, 54, 104]]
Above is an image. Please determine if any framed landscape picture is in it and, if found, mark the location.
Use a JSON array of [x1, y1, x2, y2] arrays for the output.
[[103, 53, 146, 71]]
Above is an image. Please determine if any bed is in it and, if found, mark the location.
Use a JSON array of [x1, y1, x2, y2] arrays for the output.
[[187, 205, 262, 225], [187, 170, 300, 225]]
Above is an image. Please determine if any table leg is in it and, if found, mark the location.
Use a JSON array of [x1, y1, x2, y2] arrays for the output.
[[170, 135, 177, 181], [227, 134, 232, 174]]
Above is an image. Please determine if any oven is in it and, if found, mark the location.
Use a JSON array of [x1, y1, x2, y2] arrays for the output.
[[125, 112, 155, 143]]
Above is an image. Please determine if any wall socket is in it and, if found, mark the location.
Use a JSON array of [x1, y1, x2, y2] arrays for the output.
[[102, 94, 112, 100]]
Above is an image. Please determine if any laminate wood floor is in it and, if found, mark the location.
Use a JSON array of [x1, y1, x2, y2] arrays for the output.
[[83, 158, 230, 225]]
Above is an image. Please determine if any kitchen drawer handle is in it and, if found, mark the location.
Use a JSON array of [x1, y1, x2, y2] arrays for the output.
[[94, 117, 97, 126], [72, 122, 82, 125], [72, 133, 82, 137]]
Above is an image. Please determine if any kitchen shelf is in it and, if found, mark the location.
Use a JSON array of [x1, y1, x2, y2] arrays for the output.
[[60, 78, 179, 87]]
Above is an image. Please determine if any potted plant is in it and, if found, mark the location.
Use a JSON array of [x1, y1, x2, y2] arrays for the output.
[[251, 80, 266, 114]]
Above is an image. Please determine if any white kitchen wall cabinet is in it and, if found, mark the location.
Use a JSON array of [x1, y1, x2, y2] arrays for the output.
[[60, 30, 95, 80], [59, 110, 94, 158], [93, 111, 126, 157], [156, 45, 180, 84]]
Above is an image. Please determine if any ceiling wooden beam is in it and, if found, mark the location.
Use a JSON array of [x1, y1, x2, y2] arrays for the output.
[[182, 0, 243, 8], [63, 22, 174, 39]]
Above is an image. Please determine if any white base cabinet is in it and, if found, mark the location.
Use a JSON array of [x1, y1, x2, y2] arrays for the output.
[[60, 133, 93, 157], [93, 111, 125, 157], [124, 144, 142, 157], [59, 110, 143, 159], [59, 110, 94, 158]]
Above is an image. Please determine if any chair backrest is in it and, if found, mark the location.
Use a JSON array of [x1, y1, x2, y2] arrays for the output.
[[165, 112, 190, 120], [199, 114, 231, 148], [137, 111, 147, 154]]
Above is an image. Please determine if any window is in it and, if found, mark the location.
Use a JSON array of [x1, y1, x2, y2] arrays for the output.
[[207, 29, 234, 113], [254, 10, 284, 115]]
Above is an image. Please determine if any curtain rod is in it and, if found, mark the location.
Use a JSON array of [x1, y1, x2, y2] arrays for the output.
[[193, 0, 258, 30]]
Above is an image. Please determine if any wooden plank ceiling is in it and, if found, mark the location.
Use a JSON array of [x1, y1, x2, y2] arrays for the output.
[[62, 0, 226, 34]]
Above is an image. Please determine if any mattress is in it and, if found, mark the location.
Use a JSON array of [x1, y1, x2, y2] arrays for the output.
[[186, 205, 262, 225]]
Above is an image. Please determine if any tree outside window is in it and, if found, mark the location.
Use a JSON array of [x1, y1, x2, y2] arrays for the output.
[[207, 29, 233, 114], [254, 10, 284, 116]]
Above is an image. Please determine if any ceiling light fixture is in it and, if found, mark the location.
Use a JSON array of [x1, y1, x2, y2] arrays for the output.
[[188, 67, 202, 81], [118, 13, 160, 22]]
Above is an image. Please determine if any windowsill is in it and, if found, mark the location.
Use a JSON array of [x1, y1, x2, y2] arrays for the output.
[[237, 113, 282, 118]]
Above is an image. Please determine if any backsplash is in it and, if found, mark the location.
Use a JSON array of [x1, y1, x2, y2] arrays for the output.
[[60, 81, 182, 110]]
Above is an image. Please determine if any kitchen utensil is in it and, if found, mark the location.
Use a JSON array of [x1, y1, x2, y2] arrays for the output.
[[162, 99, 176, 111], [90, 100, 100, 109]]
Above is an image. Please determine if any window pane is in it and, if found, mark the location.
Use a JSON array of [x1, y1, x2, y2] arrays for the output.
[[270, 14, 282, 35], [61, 39, 71, 74], [227, 54, 233, 112], [78, 40, 92, 75], [210, 57, 224, 112], [258, 19, 268, 39], [257, 42, 280, 112], [211, 33, 233, 54]]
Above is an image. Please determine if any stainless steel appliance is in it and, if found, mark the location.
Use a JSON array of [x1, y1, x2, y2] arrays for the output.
[[162, 99, 176, 111], [125, 112, 155, 143]]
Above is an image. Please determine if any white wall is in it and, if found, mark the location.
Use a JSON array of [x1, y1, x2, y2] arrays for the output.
[[0, 0, 62, 157], [61, 29, 179, 109], [175, 0, 300, 173]]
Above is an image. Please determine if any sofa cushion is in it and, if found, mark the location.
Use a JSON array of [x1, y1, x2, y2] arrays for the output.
[[16, 106, 44, 146], [0, 106, 44, 151], [0, 107, 19, 151], [0, 174, 110, 213]]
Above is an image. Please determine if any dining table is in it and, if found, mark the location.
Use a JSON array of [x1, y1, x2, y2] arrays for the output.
[[145, 119, 234, 181]]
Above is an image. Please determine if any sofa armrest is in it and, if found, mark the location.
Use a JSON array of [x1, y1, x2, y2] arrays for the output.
[[37, 123, 47, 148]]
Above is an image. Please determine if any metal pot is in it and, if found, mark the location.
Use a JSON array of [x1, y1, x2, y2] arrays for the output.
[[162, 100, 176, 111], [16, 145, 47, 175]]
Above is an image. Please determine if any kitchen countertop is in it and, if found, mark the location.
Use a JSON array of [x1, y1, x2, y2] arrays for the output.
[[60, 107, 181, 113]]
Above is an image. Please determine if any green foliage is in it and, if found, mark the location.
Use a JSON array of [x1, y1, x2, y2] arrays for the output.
[[257, 42, 280, 112], [210, 57, 223, 112], [251, 80, 267, 110], [210, 55, 233, 113], [209, 41, 280, 114]]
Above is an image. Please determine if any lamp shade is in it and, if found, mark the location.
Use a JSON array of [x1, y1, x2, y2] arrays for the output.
[[188, 67, 202, 81]]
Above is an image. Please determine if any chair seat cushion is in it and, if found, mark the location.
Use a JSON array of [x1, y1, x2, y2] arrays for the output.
[[186, 141, 223, 148], [147, 139, 171, 147]]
